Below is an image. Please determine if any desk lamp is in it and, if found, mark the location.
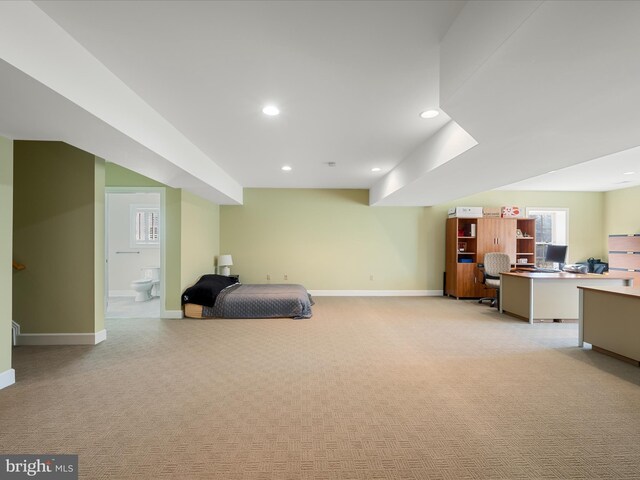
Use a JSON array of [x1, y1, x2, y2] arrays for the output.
[[218, 254, 233, 276]]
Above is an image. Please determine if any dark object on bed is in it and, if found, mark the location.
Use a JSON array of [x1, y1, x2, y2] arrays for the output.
[[181, 274, 238, 307], [183, 282, 314, 319]]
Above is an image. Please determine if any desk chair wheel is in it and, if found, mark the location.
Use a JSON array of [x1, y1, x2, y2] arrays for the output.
[[478, 297, 496, 307]]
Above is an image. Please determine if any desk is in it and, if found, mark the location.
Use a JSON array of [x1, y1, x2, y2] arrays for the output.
[[578, 285, 640, 366], [500, 271, 633, 324]]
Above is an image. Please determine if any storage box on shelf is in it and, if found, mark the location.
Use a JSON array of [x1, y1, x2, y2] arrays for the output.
[[483, 207, 501, 218], [501, 206, 523, 218], [447, 207, 483, 218]]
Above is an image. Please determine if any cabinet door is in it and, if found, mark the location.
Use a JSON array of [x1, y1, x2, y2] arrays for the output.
[[477, 218, 501, 260], [497, 218, 516, 263], [455, 263, 484, 297], [477, 218, 516, 263]]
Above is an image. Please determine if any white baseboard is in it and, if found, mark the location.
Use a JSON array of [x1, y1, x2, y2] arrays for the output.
[[17, 329, 107, 346], [161, 310, 183, 319], [95, 329, 107, 344], [108, 290, 136, 297], [0, 369, 16, 390], [425, 290, 444, 296], [308, 290, 442, 297]]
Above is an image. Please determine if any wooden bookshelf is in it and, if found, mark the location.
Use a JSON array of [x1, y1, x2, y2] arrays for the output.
[[446, 216, 538, 298]]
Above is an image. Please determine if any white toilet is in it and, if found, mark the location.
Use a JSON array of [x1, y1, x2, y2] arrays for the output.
[[130, 267, 160, 302], [131, 278, 153, 302]]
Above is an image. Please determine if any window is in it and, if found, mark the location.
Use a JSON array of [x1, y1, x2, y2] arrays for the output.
[[525, 208, 568, 267], [130, 205, 160, 247]]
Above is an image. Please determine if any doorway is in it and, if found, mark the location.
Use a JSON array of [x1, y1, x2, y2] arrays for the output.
[[105, 188, 164, 318]]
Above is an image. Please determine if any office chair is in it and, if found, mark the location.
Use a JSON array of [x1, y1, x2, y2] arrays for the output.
[[478, 252, 512, 307]]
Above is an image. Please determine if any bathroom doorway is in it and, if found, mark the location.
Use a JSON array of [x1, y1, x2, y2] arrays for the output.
[[105, 188, 164, 318]]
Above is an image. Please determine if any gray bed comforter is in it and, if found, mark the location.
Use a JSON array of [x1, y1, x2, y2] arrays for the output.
[[212, 284, 314, 319]]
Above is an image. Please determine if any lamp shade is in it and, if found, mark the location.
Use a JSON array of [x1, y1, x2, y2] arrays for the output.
[[218, 254, 233, 267]]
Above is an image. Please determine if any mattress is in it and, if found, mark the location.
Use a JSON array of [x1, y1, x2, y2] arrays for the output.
[[183, 284, 313, 319]]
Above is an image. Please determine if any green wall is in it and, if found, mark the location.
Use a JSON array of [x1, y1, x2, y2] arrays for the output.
[[220, 189, 427, 290], [13, 142, 104, 334], [181, 190, 220, 291], [603, 185, 640, 260], [220, 188, 606, 292], [94, 160, 105, 332], [0, 136, 13, 375]]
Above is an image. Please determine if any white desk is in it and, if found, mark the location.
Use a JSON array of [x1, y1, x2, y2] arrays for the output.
[[500, 271, 633, 324]]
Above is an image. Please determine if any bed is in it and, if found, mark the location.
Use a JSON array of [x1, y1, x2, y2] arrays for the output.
[[182, 274, 313, 319]]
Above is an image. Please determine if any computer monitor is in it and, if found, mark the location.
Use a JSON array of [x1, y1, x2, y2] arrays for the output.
[[544, 244, 568, 268]]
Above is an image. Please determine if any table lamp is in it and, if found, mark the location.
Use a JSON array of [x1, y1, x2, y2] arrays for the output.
[[218, 254, 233, 276]]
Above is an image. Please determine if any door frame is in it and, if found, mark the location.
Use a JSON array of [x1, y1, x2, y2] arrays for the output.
[[105, 187, 166, 317]]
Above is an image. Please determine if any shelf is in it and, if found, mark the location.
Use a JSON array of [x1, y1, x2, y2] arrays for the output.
[[458, 251, 476, 254], [458, 236, 476, 239], [516, 252, 534, 255], [516, 237, 534, 240]]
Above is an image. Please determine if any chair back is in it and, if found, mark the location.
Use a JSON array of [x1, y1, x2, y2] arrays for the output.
[[483, 253, 512, 276]]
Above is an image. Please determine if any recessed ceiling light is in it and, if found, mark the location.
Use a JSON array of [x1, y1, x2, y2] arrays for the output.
[[419, 110, 439, 119], [262, 105, 280, 116], [281, 165, 292, 171], [371, 167, 381, 172], [623, 171, 636, 175]]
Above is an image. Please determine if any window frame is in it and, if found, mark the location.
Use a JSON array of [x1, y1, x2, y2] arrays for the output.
[[130, 204, 160, 248], [525, 207, 570, 267]]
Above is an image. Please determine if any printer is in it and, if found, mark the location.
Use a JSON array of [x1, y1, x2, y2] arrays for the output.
[[563, 264, 588, 274]]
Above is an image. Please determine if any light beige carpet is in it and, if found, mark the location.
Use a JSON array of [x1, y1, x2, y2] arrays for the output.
[[1, 297, 640, 479]]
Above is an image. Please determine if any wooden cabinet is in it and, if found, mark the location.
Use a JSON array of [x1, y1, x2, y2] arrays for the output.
[[608, 234, 640, 286], [445, 217, 482, 298], [445, 216, 537, 298], [477, 218, 516, 263]]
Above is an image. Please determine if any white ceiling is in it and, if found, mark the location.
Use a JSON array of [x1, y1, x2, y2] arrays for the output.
[[33, 0, 461, 189], [1, 1, 640, 205], [498, 145, 640, 192]]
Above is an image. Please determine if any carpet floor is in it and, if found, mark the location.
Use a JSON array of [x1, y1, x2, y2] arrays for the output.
[[106, 296, 160, 319], [1, 297, 639, 479]]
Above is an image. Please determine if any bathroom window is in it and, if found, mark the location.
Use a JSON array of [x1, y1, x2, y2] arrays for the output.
[[130, 205, 160, 247]]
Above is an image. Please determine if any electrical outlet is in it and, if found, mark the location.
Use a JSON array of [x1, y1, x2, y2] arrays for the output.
[[370, 274, 374, 281], [284, 274, 288, 280], [266, 274, 271, 281]]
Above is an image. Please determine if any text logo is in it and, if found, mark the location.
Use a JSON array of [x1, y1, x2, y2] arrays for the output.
[[0, 455, 77, 480]]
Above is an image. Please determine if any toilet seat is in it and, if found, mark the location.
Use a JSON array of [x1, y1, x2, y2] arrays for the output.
[[131, 278, 153, 302]]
